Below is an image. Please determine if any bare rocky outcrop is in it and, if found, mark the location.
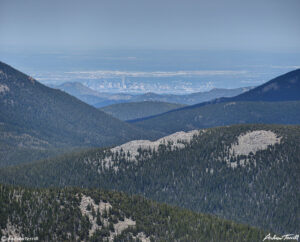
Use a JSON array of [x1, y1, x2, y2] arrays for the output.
[[1, 219, 23, 241], [224, 102, 236, 107], [110, 129, 200, 161], [227, 130, 282, 168], [79, 195, 108, 237], [230, 130, 281, 156], [134, 232, 151, 242], [79, 194, 150, 241], [0, 84, 9, 94], [85, 130, 203, 172]]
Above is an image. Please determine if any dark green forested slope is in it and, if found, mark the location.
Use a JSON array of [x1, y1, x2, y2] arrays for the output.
[[229, 68, 300, 102], [0, 184, 267, 242], [0, 124, 299, 235], [129, 101, 300, 135], [100, 101, 185, 121], [0, 61, 155, 166]]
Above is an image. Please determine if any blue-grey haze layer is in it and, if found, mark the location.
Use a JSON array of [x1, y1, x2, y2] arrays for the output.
[[1, 50, 299, 94]]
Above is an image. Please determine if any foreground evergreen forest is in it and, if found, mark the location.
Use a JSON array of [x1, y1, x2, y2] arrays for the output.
[[0, 184, 267, 241], [1, 124, 299, 236]]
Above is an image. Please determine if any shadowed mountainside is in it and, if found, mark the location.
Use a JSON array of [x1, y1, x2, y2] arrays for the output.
[[100, 101, 185, 121], [0, 61, 156, 166]]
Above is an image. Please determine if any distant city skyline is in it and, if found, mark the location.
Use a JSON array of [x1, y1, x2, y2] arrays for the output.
[[1, 0, 300, 53], [1, 0, 299, 94], [1, 48, 300, 94]]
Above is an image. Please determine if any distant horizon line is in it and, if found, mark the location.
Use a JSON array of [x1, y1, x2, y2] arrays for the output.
[[1, 47, 300, 55], [46, 81, 255, 96]]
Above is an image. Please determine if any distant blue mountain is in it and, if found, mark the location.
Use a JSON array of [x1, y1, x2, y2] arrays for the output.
[[52, 82, 252, 107], [129, 69, 300, 135]]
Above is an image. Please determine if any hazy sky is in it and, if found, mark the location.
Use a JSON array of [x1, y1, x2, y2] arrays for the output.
[[0, 0, 299, 52]]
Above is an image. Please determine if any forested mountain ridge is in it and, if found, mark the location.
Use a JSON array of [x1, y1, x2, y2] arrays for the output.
[[229, 68, 300, 102], [1, 124, 299, 235], [129, 69, 300, 135], [100, 101, 185, 121], [0, 183, 267, 242], [0, 61, 155, 166], [177, 68, 300, 111], [129, 101, 300, 135]]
